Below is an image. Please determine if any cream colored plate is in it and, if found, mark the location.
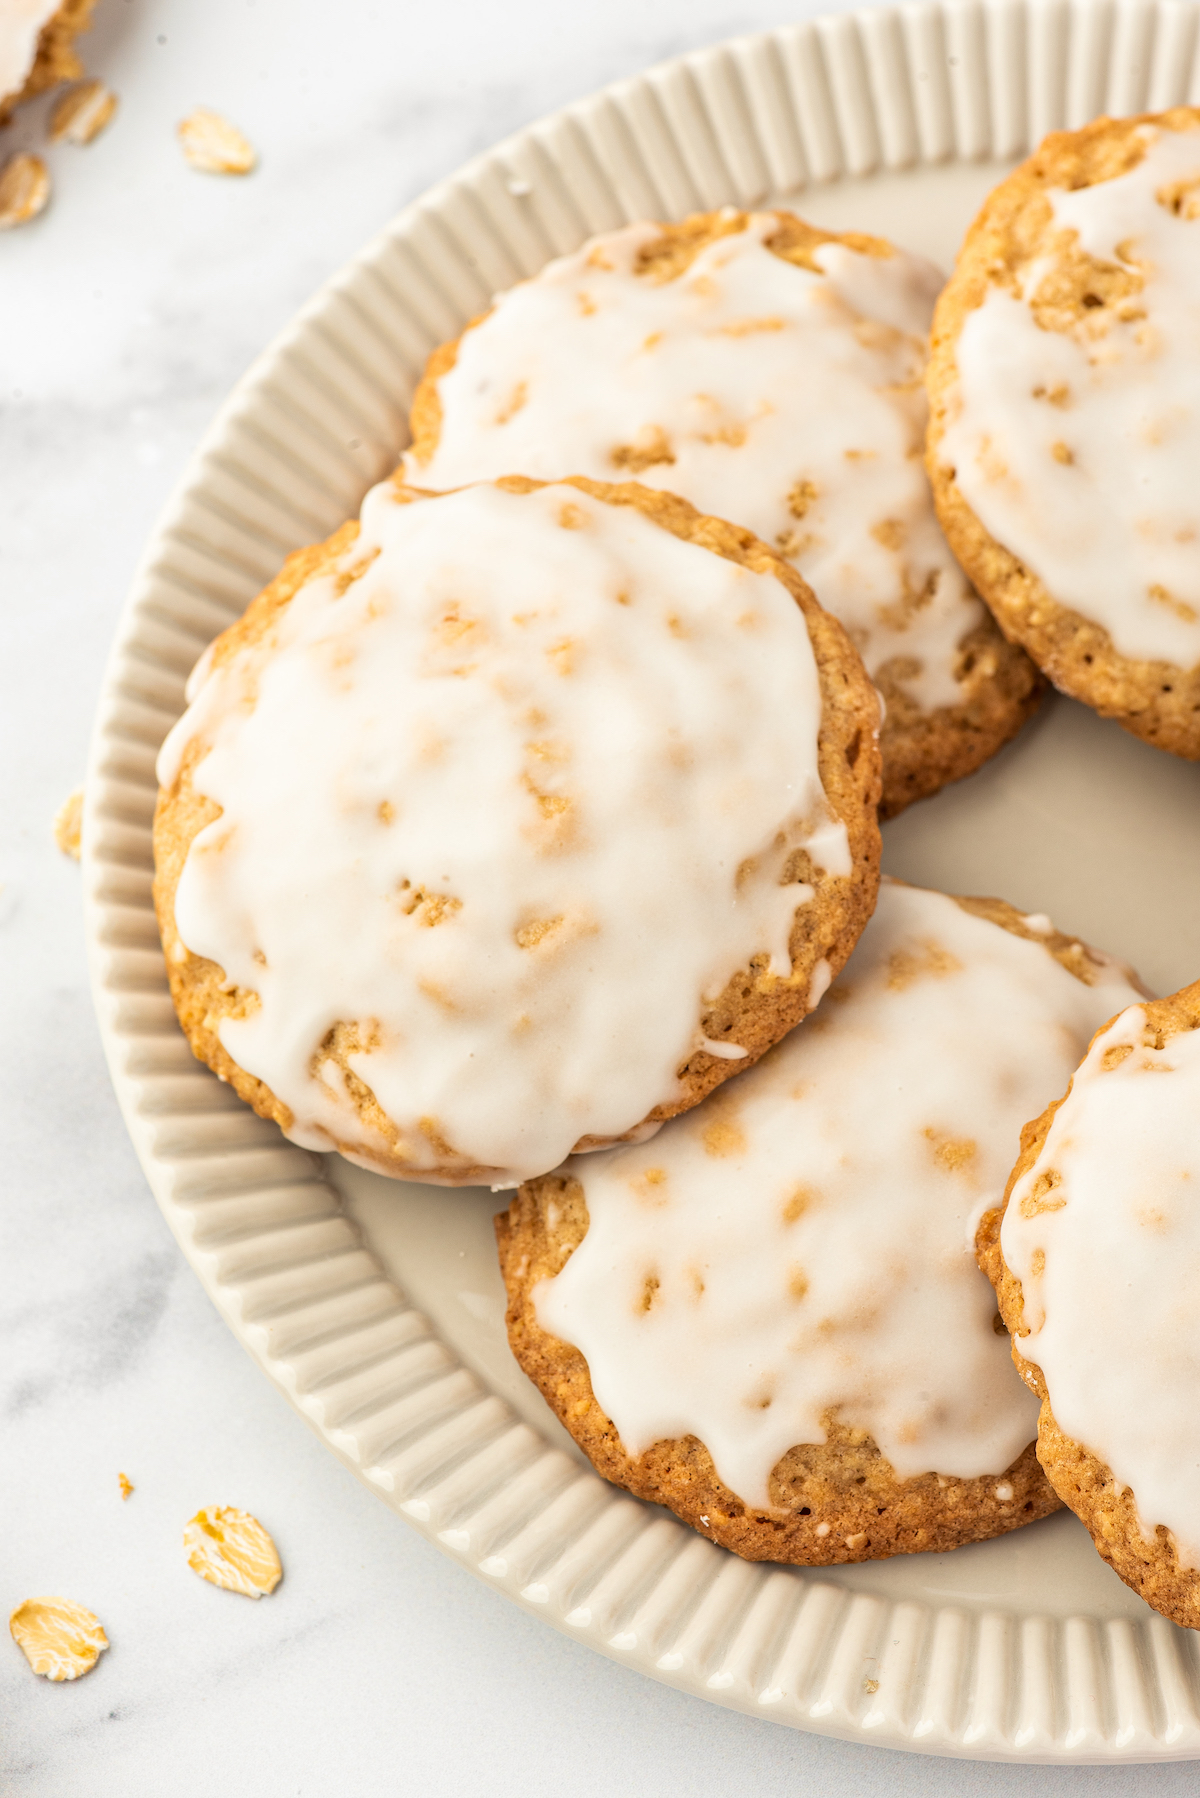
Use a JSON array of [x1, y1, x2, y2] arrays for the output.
[[84, 0, 1200, 1760]]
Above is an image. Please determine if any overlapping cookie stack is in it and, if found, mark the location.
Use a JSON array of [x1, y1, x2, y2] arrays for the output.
[[153, 107, 1200, 1628]]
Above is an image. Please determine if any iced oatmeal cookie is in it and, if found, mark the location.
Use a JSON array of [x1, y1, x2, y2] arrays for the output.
[[929, 109, 1200, 758], [404, 209, 1041, 815], [154, 475, 881, 1188], [978, 982, 1200, 1629], [499, 881, 1144, 1561]]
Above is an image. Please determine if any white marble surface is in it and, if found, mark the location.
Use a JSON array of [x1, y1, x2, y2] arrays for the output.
[[3, 0, 1199, 1789]]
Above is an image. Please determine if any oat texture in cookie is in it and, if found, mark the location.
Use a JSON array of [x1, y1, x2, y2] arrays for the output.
[[155, 477, 880, 1189], [499, 880, 1144, 1563], [0, 0, 93, 122], [982, 984, 1200, 1628], [403, 210, 1041, 816], [929, 109, 1200, 757]]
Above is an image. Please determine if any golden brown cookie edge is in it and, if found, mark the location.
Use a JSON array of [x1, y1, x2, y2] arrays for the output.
[[406, 205, 1043, 812], [153, 475, 882, 1183], [493, 889, 1135, 1564], [927, 108, 1200, 761], [0, 0, 95, 121], [977, 979, 1200, 1628]]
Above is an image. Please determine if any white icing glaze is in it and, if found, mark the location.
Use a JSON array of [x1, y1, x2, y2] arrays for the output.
[[158, 480, 850, 1185], [0, 0, 59, 103], [942, 122, 1200, 667], [1001, 1002, 1200, 1568], [404, 215, 982, 713], [533, 882, 1145, 1508]]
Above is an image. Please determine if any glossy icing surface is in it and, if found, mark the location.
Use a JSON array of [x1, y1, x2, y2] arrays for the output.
[[943, 123, 1200, 666], [536, 882, 1143, 1506], [407, 216, 982, 712], [1002, 1002, 1200, 1567], [158, 481, 846, 1185]]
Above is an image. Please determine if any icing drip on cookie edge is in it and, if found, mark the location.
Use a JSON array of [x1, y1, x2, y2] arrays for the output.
[[942, 122, 1200, 666], [1002, 1002, 1200, 1568], [534, 882, 1143, 1506], [158, 480, 851, 1185], [406, 214, 982, 715]]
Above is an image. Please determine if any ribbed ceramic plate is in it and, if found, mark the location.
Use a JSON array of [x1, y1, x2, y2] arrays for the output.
[[84, 0, 1200, 1761]]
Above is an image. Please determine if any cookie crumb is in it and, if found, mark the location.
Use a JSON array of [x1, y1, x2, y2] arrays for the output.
[[184, 1506, 281, 1597], [118, 1472, 133, 1500], [864, 1676, 880, 1694], [178, 109, 256, 176], [53, 788, 83, 859], [0, 153, 50, 229], [50, 79, 118, 144], [10, 1598, 108, 1681]]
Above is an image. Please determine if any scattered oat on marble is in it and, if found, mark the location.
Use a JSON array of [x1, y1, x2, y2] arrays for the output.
[[50, 79, 118, 145], [10, 1598, 109, 1681], [177, 109, 256, 175], [118, 1472, 134, 1500], [184, 1506, 281, 1598], [0, 153, 50, 229], [53, 788, 83, 860]]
